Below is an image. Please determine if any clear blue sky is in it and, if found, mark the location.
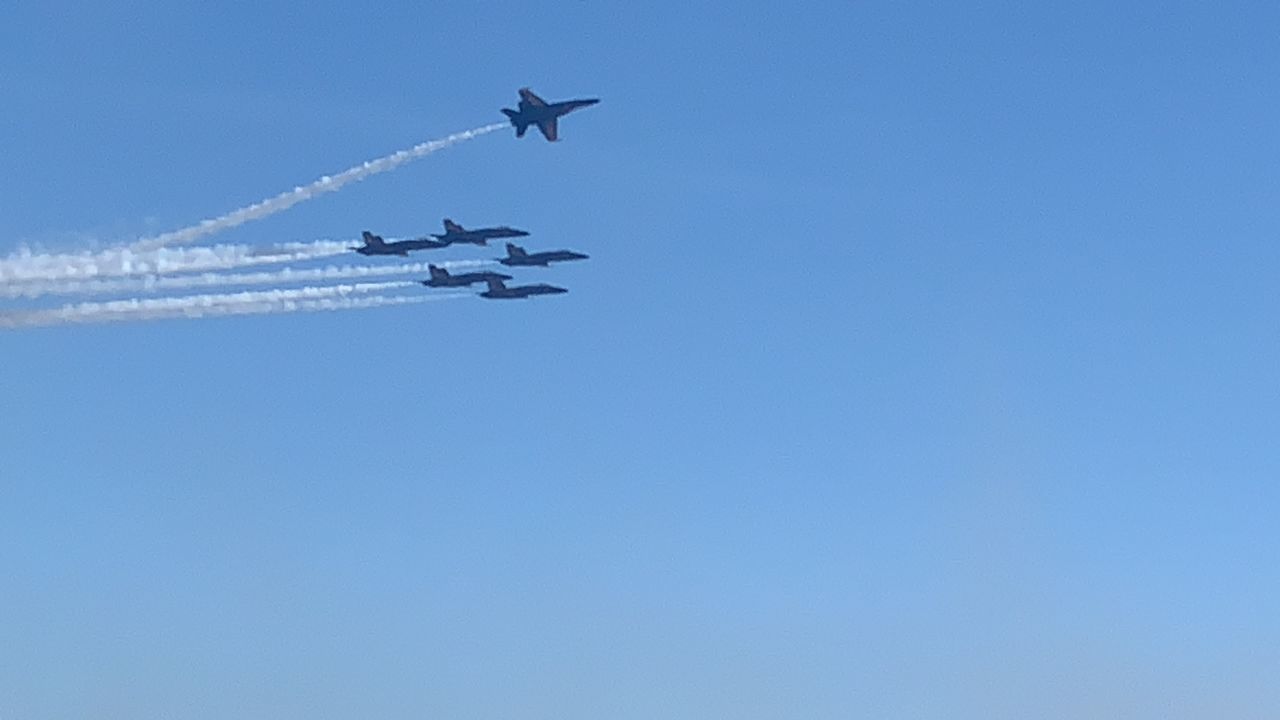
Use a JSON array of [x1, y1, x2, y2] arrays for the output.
[[2, 2, 1279, 717]]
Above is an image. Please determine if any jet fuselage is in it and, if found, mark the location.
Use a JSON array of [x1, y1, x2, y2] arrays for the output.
[[422, 270, 512, 288], [500, 249, 589, 267], [430, 218, 529, 247], [431, 229, 529, 247], [354, 231, 446, 256], [479, 279, 568, 299]]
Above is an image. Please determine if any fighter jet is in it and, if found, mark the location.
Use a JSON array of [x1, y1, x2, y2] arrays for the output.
[[479, 277, 568, 300], [498, 242, 589, 268], [429, 218, 530, 247], [353, 230, 447, 256], [501, 87, 599, 142], [420, 264, 513, 288]]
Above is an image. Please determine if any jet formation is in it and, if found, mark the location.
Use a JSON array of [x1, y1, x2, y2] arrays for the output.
[[351, 215, 587, 300], [348, 87, 597, 300]]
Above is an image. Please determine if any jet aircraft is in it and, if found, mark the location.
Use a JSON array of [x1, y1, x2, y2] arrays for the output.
[[498, 243, 589, 268], [501, 87, 599, 142], [420, 264, 513, 288], [353, 230, 447, 256], [430, 218, 530, 247], [479, 278, 568, 300]]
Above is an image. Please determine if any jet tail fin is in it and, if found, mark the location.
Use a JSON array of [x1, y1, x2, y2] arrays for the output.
[[506, 243, 527, 258], [428, 264, 447, 280], [518, 88, 548, 107], [443, 218, 465, 234], [485, 278, 507, 292], [362, 231, 383, 247]]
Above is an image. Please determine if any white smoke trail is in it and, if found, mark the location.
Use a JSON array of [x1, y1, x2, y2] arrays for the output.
[[0, 293, 465, 329], [132, 123, 509, 251], [0, 281, 457, 329], [0, 239, 354, 285], [2, 258, 495, 299]]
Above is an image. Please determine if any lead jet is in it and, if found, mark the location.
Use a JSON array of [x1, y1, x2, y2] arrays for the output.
[[429, 218, 530, 247], [498, 242, 589, 268], [420, 264, 513, 288], [479, 277, 568, 300], [501, 87, 599, 142], [353, 230, 447, 256]]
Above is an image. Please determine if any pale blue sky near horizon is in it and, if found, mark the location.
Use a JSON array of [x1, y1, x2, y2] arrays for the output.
[[2, 2, 1279, 718]]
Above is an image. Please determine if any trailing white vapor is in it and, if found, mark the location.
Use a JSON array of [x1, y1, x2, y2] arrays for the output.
[[0, 281, 450, 329], [0, 239, 353, 285], [0, 292, 465, 329], [132, 123, 509, 251], [1, 259, 494, 299]]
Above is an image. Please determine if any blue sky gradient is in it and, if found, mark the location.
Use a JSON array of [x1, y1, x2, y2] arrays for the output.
[[2, 2, 1279, 717]]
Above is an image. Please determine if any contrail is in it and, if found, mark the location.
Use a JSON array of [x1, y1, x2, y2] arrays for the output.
[[0, 239, 353, 285], [2, 259, 495, 299], [0, 281, 467, 329], [132, 122, 509, 251]]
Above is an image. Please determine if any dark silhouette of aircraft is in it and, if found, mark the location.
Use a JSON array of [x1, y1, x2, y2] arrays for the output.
[[353, 230, 446, 256], [479, 278, 568, 300], [501, 87, 599, 142], [429, 218, 530, 247], [420, 264, 513, 288], [498, 243, 589, 268]]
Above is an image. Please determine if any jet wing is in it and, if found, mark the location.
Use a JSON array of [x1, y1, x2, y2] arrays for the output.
[[519, 88, 548, 107], [536, 118, 559, 142]]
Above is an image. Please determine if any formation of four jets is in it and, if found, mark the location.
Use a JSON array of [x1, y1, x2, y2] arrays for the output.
[[351, 87, 599, 300]]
